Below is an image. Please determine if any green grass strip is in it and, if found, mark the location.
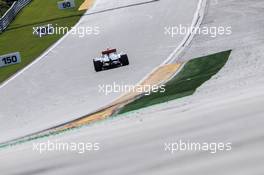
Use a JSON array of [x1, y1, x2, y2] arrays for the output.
[[119, 50, 232, 114], [0, 0, 86, 83]]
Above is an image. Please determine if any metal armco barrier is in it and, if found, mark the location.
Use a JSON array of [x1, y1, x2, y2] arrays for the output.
[[0, 0, 32, 33]]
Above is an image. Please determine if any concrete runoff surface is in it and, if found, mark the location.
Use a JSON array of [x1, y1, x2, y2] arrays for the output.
[[0, 0, 199, 143], [0, 85, 263, 175], [178, 0, 264, 104]]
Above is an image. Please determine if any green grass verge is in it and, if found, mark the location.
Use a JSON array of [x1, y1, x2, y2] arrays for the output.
[[0, 0, 86, 83], [119, 50, 232, 114]]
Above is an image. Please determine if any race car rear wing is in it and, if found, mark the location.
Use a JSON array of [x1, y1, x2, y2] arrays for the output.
[[102, 49, 117, 55]]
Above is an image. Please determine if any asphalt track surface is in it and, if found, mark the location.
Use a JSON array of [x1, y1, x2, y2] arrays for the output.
[[0, 0, 199, 143], [1, 0, 264, 174]]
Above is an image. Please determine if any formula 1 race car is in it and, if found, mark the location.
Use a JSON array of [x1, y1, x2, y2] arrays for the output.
[[93, 48, 129, 72]]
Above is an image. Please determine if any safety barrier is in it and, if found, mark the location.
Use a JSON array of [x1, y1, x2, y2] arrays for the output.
[[0, 0, 32, 32]]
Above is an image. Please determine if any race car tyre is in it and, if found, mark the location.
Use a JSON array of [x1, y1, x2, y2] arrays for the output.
[[93, 60, 103, 72], [120, 54, 129, 66]]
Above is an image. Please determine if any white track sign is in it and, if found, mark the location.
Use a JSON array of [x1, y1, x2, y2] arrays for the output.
[[57, 0, 75, 9], [0, 52, 21, 68]]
